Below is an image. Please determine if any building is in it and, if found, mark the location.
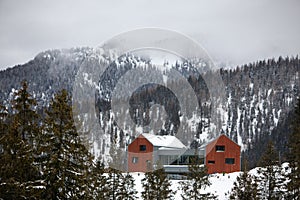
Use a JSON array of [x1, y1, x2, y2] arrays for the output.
[[204, 134, 241, 174], [127, 133, 240, 174], [127, 133, 187, 172]]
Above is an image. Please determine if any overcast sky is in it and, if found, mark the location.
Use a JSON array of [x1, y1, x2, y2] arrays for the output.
[[0, 0, 299, 70]]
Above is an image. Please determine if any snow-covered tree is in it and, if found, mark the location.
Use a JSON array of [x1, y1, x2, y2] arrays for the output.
[[179, 155, 216, 200], [0, 103, 7, 159], [285, 97, 300, 199], [117, 173, 138, 200], [109, 131, 126, 171], [41, 89, 93, 199], [256, 141, 284, 199], [142, 166, 174, 200], [107, 168, 124, 200], [229, 160, 258, 200], [0, 81, 44, 199], [91, 160, 109, 199]]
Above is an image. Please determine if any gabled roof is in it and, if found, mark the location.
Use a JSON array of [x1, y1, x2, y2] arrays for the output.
[[203, 134, 240, 154], [142, 133, 186, 149]]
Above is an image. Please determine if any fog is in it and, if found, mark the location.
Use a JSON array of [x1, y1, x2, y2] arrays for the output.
[[0, 0, 299, 70]]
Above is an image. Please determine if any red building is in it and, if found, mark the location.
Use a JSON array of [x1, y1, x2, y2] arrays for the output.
[[127, 134, 154, 172], [127, 134, 186, 172], [204, 134, 241, 174], [127, 134, 240, 174]]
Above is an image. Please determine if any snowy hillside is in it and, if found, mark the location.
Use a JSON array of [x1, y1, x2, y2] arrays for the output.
[[0, 48, 299, 167]]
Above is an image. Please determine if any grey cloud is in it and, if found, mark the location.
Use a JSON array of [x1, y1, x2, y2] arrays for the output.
[[0, 0, 299, 70]]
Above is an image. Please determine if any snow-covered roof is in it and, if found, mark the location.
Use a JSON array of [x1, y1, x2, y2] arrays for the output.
[[142, 133, 186, 149]]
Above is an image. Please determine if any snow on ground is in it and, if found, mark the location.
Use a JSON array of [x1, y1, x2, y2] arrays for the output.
[[203, 172, 241, 199], [129, 163, 289, 199], [131, 172, 145, 199], [131, 171, 241, 200]]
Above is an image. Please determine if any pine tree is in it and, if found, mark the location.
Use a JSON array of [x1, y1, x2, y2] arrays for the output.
[[0, 103, 7, 119], [107, 167, 124, 200], [229, 160, 258, 200], [11, 81, 40, 143], [0, 103, 8, 140], [109, 130, 126, 171], [179, 155, 216, 200], [117, 172, 138, 200], [106, 129, 128, 200], [11, 81, 44, 173], [141, 166, 174, 200], [0, 103, 7, 163], [0, 81, 44, 199], [256, 141, 284, 199], [91, 160, 109, 199], [285, 97, 300, 199], [42, 89, 93, 199]]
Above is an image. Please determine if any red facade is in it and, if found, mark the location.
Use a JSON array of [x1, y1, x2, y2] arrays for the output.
[[127, 134, 241, 174], [205, 135, 241, 174], [128, 135, 154, 172]]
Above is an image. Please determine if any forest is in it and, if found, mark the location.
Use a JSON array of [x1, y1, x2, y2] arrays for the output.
[[0, 81, 299, 199]]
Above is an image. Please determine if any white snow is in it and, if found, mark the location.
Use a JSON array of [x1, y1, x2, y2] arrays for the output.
[[163, 74, 168, 85], [142, 133, 186, 149], [129, 163, 290, 199], [267, 89, 272, 97], [249, 82, 254, 90], [130, 171, 239, 199]]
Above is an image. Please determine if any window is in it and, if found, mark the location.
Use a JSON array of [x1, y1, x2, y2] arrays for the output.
[[140, 145, 146, 151], [208, 160, 215, 164], [216, 145, 225, 152], [132, 157, 138, 164], [225, 158, 235, 164]]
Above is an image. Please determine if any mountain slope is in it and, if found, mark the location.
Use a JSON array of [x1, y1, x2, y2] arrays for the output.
[[0, 48, 299, 166]]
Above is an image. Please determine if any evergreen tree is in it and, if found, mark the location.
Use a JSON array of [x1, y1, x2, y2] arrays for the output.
[[256, 141, 284, 199], [229, 160, 258, 200], [109, 130, 126, 171], [141, 166, 174, 200], [0, 103, 7, 162], [11, 81, 44, 173], [107, 167, 124, 200], [91, 160, 109, 199], [117, 172, 138, 200], [11, 81, 40, 143], [0, 103, 8, 141], [106, 130, 128, 200], [285, 97, 300, 199], [179, 155, 216, 200], [0, 81, 44, 199], [42, 89, 93, 199]]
